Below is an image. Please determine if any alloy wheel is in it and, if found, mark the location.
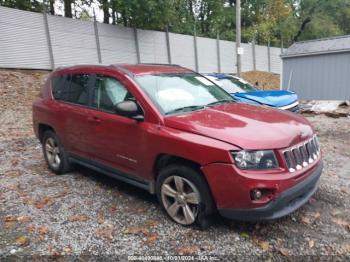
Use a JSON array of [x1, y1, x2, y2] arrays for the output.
[[45, 137, 61, 169], [161, 175, 200, 225]]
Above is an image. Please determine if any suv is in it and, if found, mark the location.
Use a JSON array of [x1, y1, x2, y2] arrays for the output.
[[33, 64, 323, 227]]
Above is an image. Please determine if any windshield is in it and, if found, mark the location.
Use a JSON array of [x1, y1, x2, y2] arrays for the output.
[[217, 77, 256, 93], [136, 73, 234, 115]]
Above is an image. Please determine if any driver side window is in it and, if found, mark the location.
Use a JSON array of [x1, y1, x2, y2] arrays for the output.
[[92, 75, 134, 112]]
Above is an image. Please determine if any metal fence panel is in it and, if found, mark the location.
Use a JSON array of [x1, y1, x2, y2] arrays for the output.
[[169, 33, 196, 70], [219, 40, 236, 73], [197, 36, 218, 73], [48, 15, 98, 67], [0, 6, 283, 74], [241, 43, 253, 72], [97, 23, 138, 65], [270, 47, 282, 74], [137, 29, 168, 64], [0, 6, 51, 69], [255, 45, 269, 72]]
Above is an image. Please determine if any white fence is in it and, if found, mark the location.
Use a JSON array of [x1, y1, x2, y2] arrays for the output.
[[0, 6, 282, 74]]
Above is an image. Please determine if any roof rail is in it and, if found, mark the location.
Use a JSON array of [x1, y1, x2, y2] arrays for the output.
[[138, 63, 181, 67], [111, 64, 135, 77]]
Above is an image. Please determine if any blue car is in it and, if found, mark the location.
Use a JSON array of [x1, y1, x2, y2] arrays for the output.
[[206, 74, 299, 112]]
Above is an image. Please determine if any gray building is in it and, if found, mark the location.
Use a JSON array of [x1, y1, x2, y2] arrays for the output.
[[281, 35, 350, 100]]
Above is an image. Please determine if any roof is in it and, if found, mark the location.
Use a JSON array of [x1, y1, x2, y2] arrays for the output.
[[54, 64, 192, 76], [281, 35, 350, 58], [114, 64, 192, 75]]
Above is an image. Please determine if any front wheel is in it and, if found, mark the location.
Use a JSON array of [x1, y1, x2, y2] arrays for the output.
[[156, 165, 215, 227]]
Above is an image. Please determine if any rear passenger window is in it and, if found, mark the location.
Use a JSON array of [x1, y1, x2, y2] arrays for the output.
[[51, 75, 66, 99], [64, 74, 90, 105]]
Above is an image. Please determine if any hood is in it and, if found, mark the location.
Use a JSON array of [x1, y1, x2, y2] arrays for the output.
[[234, 90, 298, 107], [164, 103, 313, 150]]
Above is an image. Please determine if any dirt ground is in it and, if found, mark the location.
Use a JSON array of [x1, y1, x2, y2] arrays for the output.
[[241, 71, 280, 90], [0, 69, 350, 260]]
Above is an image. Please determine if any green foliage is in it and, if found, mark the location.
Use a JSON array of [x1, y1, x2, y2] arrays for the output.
[[1, 0, 350, 47]]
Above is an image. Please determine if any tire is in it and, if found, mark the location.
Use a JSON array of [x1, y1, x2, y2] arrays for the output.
[[156, 164, 215, 228], [42, 130, 72, 175]]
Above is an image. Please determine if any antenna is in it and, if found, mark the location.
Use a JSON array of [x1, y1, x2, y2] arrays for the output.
[[287, 69, 293, 91]]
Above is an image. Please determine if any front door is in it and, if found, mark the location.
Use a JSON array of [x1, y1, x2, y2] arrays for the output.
[[86, 74, 145, 176]]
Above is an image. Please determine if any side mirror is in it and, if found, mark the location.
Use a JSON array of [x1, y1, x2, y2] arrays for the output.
[[114, 100, 144, 121]]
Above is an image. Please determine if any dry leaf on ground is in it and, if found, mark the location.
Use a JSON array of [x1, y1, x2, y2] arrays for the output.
[[17, 216, 32, 223], [97, 210, 105, 224], [301, 212, 321, 225], [332, 218, 348, 226], [95, 225, 114, 240], [144, 220, 159, 227], [26, 224, 35, 233], [279, 248, 290, 256], [308, 240, 315, 248], [4, 215, 17, 222], [68, 214, 89, 222], [123, 227, 149, 235], [15, 236, 30, 246], [145, 233, 158, 243], [259, 241, 270, 251], [34, 196, 52, 209], [38, 226, 49, 236], [176, 246, 200, 255]]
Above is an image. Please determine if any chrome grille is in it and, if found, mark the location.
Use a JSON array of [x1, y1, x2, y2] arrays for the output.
[[283, 135, 320, 172]]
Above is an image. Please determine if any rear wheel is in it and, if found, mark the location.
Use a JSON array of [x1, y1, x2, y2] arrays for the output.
[[42, 131, 72, 174], [156, 164, 215, 228]]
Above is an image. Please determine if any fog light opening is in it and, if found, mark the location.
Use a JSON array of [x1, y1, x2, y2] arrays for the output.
[[251, 189, 262, 200]]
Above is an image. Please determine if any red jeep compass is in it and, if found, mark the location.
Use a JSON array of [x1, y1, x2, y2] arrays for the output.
[[32, 64, 323, 227]]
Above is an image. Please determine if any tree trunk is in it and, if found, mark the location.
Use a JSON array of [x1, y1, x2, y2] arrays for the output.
[[49, 0, 55, 15], [293, 17, 311, 42], [64, 0, 72, 18], [102, 0, 110, 24], [112, 2, 116, 24], [122, 10, 127, 26]]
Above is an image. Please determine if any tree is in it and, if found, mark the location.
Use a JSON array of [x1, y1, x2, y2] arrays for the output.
[[101, 0, 109, 24], [64, 0, 72, 18], [1, 0, 350, 47]]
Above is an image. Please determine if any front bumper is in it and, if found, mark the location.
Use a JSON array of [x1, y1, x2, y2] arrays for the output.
[[218, 161, 323, 221], [278, 101, 300, 112]]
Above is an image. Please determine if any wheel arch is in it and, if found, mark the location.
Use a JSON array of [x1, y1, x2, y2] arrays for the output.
[[153, 154, 217, 206], [38, 123, 56, 143], [153, 154, 201, 179]]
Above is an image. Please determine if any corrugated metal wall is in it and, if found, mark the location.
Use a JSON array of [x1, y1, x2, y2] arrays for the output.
[[241, 43, 253, 72], [168, 32, 196, 71], [48, 15, 98, 67], [98, 23, 137, 64], [0, 7, 51, 69], [282, 53, 350, 100], [220, 40, 236, 73], [197, 36, 218, 73], [255, 45, 269, 72], [0, 6, 282, 74], [137, 29, 168, 64]]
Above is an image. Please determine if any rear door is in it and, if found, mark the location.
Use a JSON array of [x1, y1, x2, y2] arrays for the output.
[[57, 73, 95, 158]]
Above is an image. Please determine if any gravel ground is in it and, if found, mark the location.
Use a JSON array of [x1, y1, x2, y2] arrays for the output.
[[0, 70, 350, 260]]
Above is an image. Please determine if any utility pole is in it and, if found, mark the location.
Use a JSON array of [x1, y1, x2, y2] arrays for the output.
[[236, 0, 242, 77]]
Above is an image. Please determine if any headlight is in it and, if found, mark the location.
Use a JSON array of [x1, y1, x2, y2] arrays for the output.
[[232, 150, 278, 170]]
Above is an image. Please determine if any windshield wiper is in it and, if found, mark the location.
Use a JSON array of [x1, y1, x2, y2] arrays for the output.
[[206, 99, 234, 107], [165, 105, 205, 115]]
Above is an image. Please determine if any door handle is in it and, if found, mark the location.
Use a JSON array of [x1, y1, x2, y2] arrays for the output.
[[88, 116, 101, 124]]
